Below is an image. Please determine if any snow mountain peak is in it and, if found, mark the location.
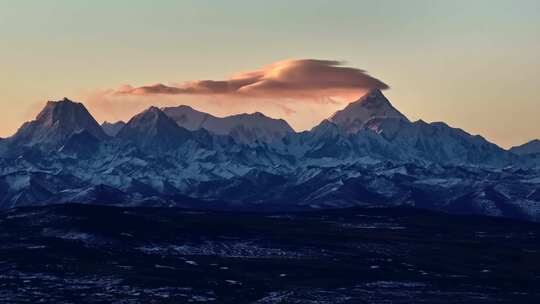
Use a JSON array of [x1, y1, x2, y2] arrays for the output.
[[117, 106, 192, 152], [37, 98, 95, 126], [1, 94, 540, 221], [120, 106, 186, 135], [9, 97, 107, 149], [329, 89, 409, 134]]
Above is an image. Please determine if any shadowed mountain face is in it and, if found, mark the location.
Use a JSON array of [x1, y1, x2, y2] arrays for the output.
[[117, 106, 194, 152], [101, 121, 126, 137], [0, 138, 6, 155], [511, 139, 540, 155], [8, 98, 107, 150], [58, 130, 101, 158], [0, 92, 539, 221]]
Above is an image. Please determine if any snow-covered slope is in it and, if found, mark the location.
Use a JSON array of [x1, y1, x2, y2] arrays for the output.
[[160, 105, 211, 130], [305, 90, 515, 167], [329, 90, 408, 134], [8, 98, 107, 150], [162, 105, 294, 144], [0, 95, 539, 221], [275, 117, 513, 167], [117, 107, 193, 152], [101, 121, 126, 137], [359, 117, 514, 166], [510, 140, 540, 155]]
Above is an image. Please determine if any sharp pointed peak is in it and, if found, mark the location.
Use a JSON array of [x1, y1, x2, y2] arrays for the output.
[[118, 104, 193, 152], [359, 88, 385, 99], [347, 89, 391, 107], [10, 97, 107, 146], [39, 98, 89, 120], [127, 106, 180, 126], [328, 89, 408, 133], [37, 97, 93, 120]]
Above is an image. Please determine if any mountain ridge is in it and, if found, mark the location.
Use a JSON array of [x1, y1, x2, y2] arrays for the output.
[[0, 92, 539, 221], [117, 106, 194, 152], [510, 139, 540, 155], [162, 105, 295, 144]]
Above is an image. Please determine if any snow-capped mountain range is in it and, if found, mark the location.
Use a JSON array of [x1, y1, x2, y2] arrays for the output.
[[1, 90, 539, 221], [162, 105, 294, 145]]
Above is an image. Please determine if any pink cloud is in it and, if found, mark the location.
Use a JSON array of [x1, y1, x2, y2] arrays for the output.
[[114, 59, 388, 99], [81, 59, 389, 132]]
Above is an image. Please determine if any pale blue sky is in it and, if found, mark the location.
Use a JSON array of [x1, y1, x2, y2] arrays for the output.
[[1, 0, 539, 147]]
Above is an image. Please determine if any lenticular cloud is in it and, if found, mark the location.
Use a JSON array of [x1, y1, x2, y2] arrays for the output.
[[114, 59, 389, 99]]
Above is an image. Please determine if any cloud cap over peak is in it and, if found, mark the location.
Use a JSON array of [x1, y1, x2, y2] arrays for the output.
[[115, 59, 389, 99]]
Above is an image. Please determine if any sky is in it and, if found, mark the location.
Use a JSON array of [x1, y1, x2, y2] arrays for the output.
[[0, 0, 539, 148]]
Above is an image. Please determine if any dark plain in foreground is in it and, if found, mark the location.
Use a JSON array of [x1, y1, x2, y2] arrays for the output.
[[0, 204, 539, 303]]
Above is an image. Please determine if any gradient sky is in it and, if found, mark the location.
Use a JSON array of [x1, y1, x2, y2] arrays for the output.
[[1, 0, 539, 148]]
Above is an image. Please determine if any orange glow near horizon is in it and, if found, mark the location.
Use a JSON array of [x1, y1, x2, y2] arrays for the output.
[[0, 1, 539, 148]]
